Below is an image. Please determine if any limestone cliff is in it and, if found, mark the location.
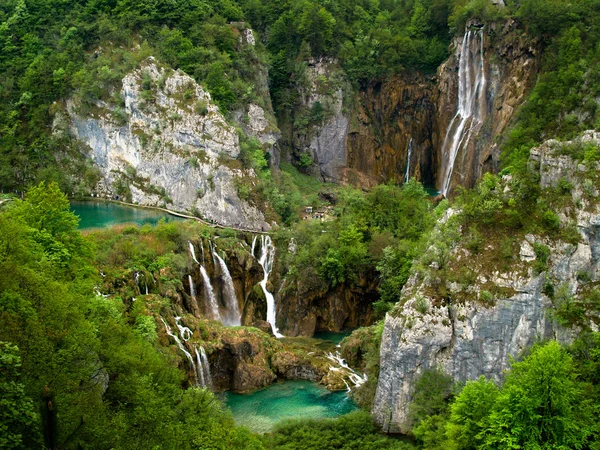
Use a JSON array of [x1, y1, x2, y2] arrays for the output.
[[279, 58, 352, 183], [67, 58, 267, 229], [373, 132, 600, 432]]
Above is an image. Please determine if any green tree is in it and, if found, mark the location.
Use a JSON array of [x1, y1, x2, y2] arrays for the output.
[[483, 340, 593, 449], [0, 342, 41, 449], [445, 376, 498, 450], [298, 4, 336, 56]]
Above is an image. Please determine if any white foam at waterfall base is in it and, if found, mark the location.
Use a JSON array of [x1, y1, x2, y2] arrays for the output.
[[439, 29, 487, 196], [257, 235, 283, 338], [200, 265, 221, 321], [213, 252, 241, 326]]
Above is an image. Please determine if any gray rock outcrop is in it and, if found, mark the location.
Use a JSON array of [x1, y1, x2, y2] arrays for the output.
[[68, 58, 266, 229]]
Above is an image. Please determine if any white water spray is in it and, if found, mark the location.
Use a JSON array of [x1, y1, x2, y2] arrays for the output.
[[439, 29, 487, 196], [257, 235, 283, 338], [213, 252, 241, 326]]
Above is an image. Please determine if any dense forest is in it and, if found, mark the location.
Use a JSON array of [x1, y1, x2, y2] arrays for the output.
[[2, 0, 600, 448]]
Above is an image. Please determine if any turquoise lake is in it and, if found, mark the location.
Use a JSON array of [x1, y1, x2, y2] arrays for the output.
[[225, 380, 357, 433], [71, 201, 182, 229]]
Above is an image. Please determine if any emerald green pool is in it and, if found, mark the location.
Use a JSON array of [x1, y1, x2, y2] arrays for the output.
[[225, 380, 358, 433], [71, 201, 182, 229]]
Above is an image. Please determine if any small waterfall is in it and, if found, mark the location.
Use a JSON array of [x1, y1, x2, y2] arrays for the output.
[[161, 317, 199, 386], [200, 240, 205, 263], [326, 351, 368, 390], [439, 29, 487, 197], [175, 316, 193, 341], [405, 138, 413, 183], [200, 265, 221, 321], [188, 241, 200, 264], [213, 252, 241, 326], [196, 346, 213, 390], [257, 235, 283, 338], [188, 275, 196, 300], [251, 235, 257, 258]]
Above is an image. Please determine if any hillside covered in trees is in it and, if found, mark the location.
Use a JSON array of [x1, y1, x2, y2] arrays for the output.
[[2, 0, 600, 448]]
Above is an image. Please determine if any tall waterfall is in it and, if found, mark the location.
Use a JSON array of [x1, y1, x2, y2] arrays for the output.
[[161, 317, 200, 386], [213, 252, 241, 326], [404, 138, 413, 183], [439, 29, 487, 197], [257, 235, 283, 338], [200, 265, 220, 321]]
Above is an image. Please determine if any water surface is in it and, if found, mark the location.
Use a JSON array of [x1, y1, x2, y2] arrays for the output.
[[225, 380, 357, 433], [71, 200, 181, 229]]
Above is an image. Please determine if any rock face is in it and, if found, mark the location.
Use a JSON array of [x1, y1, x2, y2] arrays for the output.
[[69, 58, 266, 229], [345, 73, 438, 187], [373, 132, 600, 433], [276, 272, 378, 337], [279, 58, 352, 183]]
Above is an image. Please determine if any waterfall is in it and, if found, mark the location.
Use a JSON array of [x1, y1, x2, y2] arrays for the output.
[[175, 316, 193, 341], [257, 235, 283, 338], [200, 240, 205, 263], [188, 275, 196, 300], [439, 29, 487, 196], [326, 351, 368, 390], [189, 241, 200, 264], [161, 317, 199, 386], [250, 235, 257, 258], [405, 138, 413, 183], [213, 252, 241, 326], [196, 346, 213, 390], [200, 265, 221, 321]]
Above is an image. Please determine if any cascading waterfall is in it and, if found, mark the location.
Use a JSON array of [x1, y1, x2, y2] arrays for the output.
[[161, 317, 199, 386], [326, 351, 368, 390], [439, 29, 487, 197], [257, 235, 283, 338], [200, 240, 205, 263], [200, 265, 220, 321], [405, 138, 413, 183], [213, 252, 241, 326]]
